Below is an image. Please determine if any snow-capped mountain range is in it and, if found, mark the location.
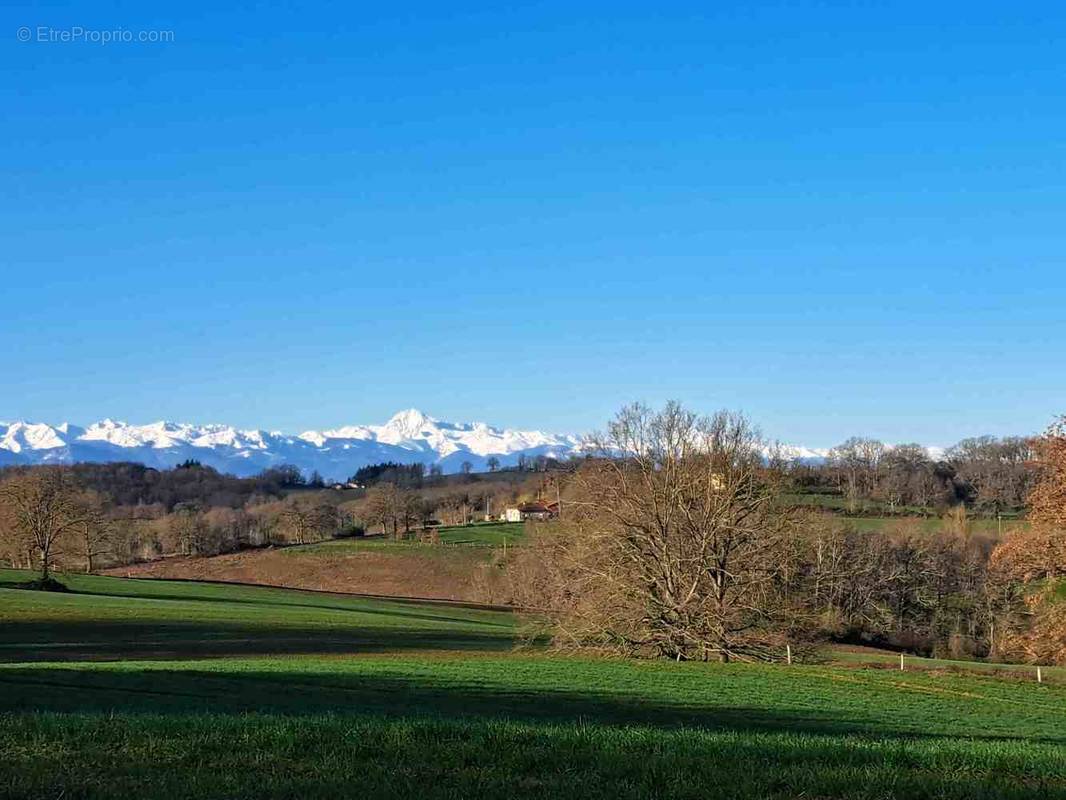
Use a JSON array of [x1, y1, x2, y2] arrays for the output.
[[0, 409, 946, 481], [0, 410, 586, 481]]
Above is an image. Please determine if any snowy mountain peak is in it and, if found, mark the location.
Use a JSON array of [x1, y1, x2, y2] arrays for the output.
[[384, 408, 435, 437], [0, 410, 583, 480], [0, 421, 68, 453], [0, 410, 920, 481]]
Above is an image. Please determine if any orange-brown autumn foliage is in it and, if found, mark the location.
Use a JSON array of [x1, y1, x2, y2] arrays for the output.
[[998, 587, 1066, 666], [996, 417, 1066, 585], [990, 527, 1066, 584], [1028, 417, 1066, 526], [989, 418, 1066, 664]]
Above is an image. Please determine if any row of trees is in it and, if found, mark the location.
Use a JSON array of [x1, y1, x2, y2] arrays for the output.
[[0, 461, 305, 514], [794, 435, 1036, 513], [346, 454, 577, 488], [0, 466, 349, 578], [509, 403, 1066, 664], [349, 462, 430, 489], [0, 460, 563, 575]]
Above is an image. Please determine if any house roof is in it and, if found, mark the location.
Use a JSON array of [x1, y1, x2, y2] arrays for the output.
[[517, 502, 551, 513]]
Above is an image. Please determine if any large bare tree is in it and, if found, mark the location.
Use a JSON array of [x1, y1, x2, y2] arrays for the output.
[[515, 402, 800, 662]]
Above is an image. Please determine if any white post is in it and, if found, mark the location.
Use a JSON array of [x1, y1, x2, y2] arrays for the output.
[[1037, 667, 1043, 684], [786, 644, 792, 665], [900, 652, 905, 672]]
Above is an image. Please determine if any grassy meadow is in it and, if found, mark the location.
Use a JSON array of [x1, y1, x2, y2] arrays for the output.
[[2, 569, 1065, 798], [0, 568, 514, 661]]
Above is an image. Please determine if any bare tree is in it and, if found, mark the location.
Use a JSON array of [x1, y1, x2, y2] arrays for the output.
[[75, 490, 111, 572], [515, 402, 800, 662], [948, 435, 1036, 513], [487, 457, 500, 472], [877, 444, 935, 510], [363, 483, 403, 537], [399, 491, 424, 534], [828, 437, 885, 511], [0, 468, 97, 581], [278, 500, 339, 544], [169, 503, 207, 555]]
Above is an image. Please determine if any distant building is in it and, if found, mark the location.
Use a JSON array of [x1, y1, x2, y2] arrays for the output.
[[505, 502, 557, 522]]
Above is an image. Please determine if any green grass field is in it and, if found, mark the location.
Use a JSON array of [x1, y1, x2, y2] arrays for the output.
[[0, 568, 515, 661], [437, 521, 526, 545], [2, 569, 1065, 798]]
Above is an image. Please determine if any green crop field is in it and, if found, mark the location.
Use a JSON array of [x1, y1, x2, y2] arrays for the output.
[[1, 569, 1065, 799], [437, 521, 526, 545], [0, 568, 515, 661]]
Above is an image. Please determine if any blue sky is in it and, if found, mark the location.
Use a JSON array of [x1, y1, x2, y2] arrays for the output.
[[2, 1, 1064, 446]]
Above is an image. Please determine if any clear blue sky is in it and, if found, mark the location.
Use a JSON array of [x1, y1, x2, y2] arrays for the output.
[[2, 1, 1064, 446]]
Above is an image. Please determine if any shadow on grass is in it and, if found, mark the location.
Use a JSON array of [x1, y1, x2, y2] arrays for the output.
[[0, 665, 899, 736], [1, 663, 1063, 745], [3, 712, 1061, 800], [0, 619, 516, 662], [37, 586, 516, 629]]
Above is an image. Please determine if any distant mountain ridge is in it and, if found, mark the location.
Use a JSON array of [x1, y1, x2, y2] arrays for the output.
[[0, 409, 883, 481], [0, 409, 586, 481]]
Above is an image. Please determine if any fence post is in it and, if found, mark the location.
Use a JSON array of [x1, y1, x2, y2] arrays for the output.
[[786, 644, 792, 665], [1037, 666, 1043, 684], [900, 652, 905, 672]]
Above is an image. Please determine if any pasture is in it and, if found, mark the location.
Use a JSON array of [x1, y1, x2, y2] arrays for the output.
[[1, 570, 1064, 799], [291, 521, 527, 552], [103, 525, 523, 602]]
